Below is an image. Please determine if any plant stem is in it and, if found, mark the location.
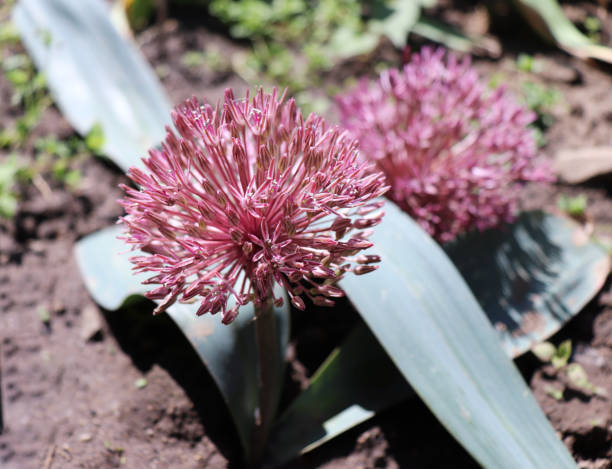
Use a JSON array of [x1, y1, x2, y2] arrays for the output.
[[251, 298, 279, 465]]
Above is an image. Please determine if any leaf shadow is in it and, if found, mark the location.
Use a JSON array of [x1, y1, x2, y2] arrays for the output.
[[102, 297, 244, 468], [445, 211, 577, 351], [274, 321, 479, 469]]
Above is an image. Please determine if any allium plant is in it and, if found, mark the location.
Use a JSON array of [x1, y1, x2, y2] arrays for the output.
[[119, 88, 388, 325], [337, 47, 553, 243]]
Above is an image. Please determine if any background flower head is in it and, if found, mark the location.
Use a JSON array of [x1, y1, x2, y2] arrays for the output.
[[119, 88, 388, 324], [336, 47, 553, 243]]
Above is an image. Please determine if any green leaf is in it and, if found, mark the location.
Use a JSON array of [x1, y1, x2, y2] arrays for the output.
[[328, 0, 434, 59], [0, 193, 18, 218], [124, 0, 155, 31], [515, 0, 612, 63], [516, 53, 537, 72], [546, 386, 564, 400], [13, 0, 171, 172], [564, 363, 604, 396], [181, 50, 206, 68], [368, 0, 422, 48], [0, 155, 20, 218], [134, 377, 148, 389], [552, 339, 572, 369], [85, 123, 106, 154], [74, 227, 290, 462], [327, 25, 380, 59], [445, 211, 609, 357], [339, 201, 576, 468], [558, 194, 587, 217], [532, 341, 556, 362], [411, 16, 501, 57], [269, 210, 606, 463], [267, 324, 409, 465]]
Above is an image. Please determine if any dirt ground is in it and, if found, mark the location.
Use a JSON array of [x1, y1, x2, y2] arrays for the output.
[[3, 2, 612, 468]]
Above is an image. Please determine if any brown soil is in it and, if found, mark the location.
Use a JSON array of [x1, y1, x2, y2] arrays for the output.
[[3, 2, 612, 469]]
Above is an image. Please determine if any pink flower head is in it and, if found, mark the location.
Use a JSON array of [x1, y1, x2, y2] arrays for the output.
[[336, 47, 553, 243], [119, 88, 388, 324]]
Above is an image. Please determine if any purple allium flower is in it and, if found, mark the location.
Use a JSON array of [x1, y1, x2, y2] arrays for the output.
[[336, 47, 553, 243], [119, 88, 388, 324]]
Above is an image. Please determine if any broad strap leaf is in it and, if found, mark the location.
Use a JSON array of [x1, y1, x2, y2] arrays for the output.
[[268, 211, 605, 464], [13, 0, 170, 171], [75, 225, 290, 462], [446, 211, 610, 357], [516, 0, 612, 63], [338, 201, 577, 468]]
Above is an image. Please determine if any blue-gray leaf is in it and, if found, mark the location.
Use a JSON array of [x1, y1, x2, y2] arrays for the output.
[[268, 210, 606, 464], [74, 227, 290, 461], [13, 0, 170, 172], [339, 201, 576, 468], [446, 210, 609, 357]]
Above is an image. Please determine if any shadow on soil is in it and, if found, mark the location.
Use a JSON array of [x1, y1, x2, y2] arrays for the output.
[[102, 297, 244, 467]]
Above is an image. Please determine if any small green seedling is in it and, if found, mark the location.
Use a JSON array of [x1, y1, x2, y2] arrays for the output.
[[533, 340, 605, 397], [37, 306, 51, 324], [203, 47, 232, 74], [532, 341, 556, 362], [565, 363, 606, 397], [520, 81, 561, 146], [104, 441, 125, 455], [207, 0, 403, 109], [522, 81, 560, 129], [584, 16, 601, 42], [558, 194, 587, 218], [0, 21, 19, 45], [532, 339, 571, 369], [516, 53, 537, 73], [85, 123, 105, 154], [552, 339, 572, 369], [545, 385, 564, 401], [0, 155, 21, 218], [181, 50, 206, 69], [135, 378, 148, 389]]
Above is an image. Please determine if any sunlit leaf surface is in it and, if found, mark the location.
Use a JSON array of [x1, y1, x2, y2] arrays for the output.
[[13, 0, 170, 171]]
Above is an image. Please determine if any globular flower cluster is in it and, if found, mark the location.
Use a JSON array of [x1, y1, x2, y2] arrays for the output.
[[336, 47, 552, 243], [120, 88, 388, 324]]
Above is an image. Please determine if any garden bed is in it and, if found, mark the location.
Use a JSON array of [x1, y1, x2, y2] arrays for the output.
[[3, 2, 612, 468]]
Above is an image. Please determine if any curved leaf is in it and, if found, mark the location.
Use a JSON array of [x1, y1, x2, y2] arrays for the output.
[[328, 0, 433, 59], [13, 0, 170, 172], [267, 324, 409, 465], [411, 16, 501, 57], [339, 201, 576, 468], [74, 227, 290, 462], [445, 211, 610, 357], [269, 211, 607, 464], [368, 0, 422, 48], [515, 0, 612, 63]]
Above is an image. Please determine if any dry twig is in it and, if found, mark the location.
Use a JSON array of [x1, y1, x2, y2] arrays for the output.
[[44, 444, 56, 469]]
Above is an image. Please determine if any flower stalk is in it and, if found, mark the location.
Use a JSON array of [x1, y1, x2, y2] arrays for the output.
[[118, 87, 388, 460], [251, 298, 279, 464]]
